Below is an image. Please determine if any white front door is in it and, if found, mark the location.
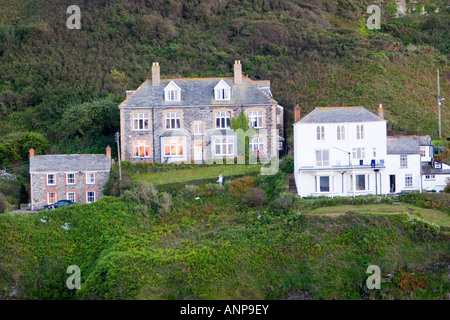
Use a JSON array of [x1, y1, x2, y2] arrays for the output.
[[194, 142, 203, 162]]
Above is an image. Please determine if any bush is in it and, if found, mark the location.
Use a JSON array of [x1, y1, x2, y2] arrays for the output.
[[271, 193, 296, 213], [124, 183, 173, 219], [280, 156, 294, 174], [0, 192, 6, 213], [444, 178, 450, 193], [104, 168, 133, 197], [243, 187, 267, 208]]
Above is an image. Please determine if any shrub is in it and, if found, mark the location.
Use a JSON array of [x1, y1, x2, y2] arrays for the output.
[[243, 187, 267, 208], [124, 183, 173, 219], [280, 156, 294, 174], [271, 193, 296, 213], [0, 192, 6, 213], [444, 178, 450, 193], [227, 177, 256, 199], [104, 168, 133, 197], [256, 171, 287, 200]]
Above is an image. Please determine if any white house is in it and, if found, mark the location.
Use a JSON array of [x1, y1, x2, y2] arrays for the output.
[[294, 106, 450, 197], [293, 106, 389, 197], [386, 136, 422, 193]]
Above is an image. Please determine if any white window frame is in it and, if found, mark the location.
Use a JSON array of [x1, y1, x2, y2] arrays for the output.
[[133, 140, 151, 158], [47, 174, 56, 186], [215, 111, 231, 129], [67, 192, 76, 202], [66, 173, 76, 185], [248, 110, 263, 128], [214, 80, 231, 101], [405, 174, 413, 188], [86, 172, 96, 185], [213, 136, 236, 157], [316, 176, 330, 193], [194, 122, 203, 135], [86, 191, 96, 203], [316, 126, 325, 140], [249, 136, 264, 154], [164, 81, 181, 102], [315, 150, 330, 167], [337, 125, 345, 140], [133, 113, 149, 131], [352, 148, 366, 159], [163, 138, 185, 158], [356, 125, 364, 140], [165, 112, 181, 130], [400, 155, 408, 168]]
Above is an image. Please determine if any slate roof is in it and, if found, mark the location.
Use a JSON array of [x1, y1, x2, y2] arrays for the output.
[[119, 77, 277, 108], [30, 154, 111, 172], [387, 137, 421, 155], [421, 163, 450, 175], [297, 107, 383, 124]]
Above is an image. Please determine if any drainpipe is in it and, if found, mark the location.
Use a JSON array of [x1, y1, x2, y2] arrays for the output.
[[152, 107, 155, 162]]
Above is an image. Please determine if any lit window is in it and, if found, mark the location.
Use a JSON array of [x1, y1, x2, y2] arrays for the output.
[[216, 111, 231, 129], [165, 112, 181, 130], [400, 155, 408, 168], [47, 174, 56, 185], [67, 192, 76, 202], [47, 192, 57, 205], [405, 174, 413, 187], [164, 139, 184, 157], [133, 113, 149, 130], [213, 136, 235, 157], [66, 173, 75, 185], [86, 191, 96, 203], [86, 173, 95, 184], [315, 150, 329, 167], [248, 111, 263, 128], [133, 140, 151, 158]]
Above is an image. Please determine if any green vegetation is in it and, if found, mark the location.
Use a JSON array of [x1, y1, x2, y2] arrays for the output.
[[132, 163, 261, 185], [0, 175, 449, 300]]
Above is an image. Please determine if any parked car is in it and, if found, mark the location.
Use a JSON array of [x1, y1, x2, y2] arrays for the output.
[[43, 200, 75, 210]]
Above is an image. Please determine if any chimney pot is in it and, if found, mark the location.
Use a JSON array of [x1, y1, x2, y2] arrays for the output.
[[378, 103, 384, 119], [234, 60, 242, 85], [29, 148, 34, 158], [152, 62, 160, 86], [294, 104, 301, 123], [106, 145, 111, 157]]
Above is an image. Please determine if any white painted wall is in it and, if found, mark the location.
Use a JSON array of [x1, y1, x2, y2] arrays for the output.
[[294, 119, 389, 197], [386, 154, 421, 193]]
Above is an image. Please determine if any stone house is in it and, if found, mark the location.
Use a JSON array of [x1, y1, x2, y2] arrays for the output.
[[118, 60, 284, 163], [29, 147, 112, 211]]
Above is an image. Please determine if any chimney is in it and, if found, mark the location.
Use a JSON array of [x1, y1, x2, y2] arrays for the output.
[[29, 148, 34, 158], [152, 62, 160, 86], [234, 60, 242, 85], [106, 145, 111, 157], [378, 103, 384, 119], [294, 104, 301, 123]]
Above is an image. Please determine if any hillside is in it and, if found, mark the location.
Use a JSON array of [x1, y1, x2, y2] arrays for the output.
[[0, 176, 449, 300], [0, 0, 449, 162]]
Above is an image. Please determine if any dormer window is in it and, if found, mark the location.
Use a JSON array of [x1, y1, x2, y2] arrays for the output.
[[214, 80, 231, 101], [164, 81, 181, 102]]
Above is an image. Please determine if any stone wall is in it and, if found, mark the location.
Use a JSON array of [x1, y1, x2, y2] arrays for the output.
[[30, 171, 110, 210]]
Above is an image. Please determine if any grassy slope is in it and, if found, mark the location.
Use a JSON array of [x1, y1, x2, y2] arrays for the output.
[[0, 190, 449, 300], [132, 164, 261, 185]]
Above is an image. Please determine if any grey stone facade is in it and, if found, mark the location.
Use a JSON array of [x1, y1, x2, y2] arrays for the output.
[[119, 61, 284, 163], [29, 151, 111, 211]]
